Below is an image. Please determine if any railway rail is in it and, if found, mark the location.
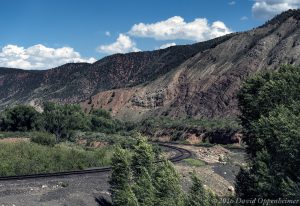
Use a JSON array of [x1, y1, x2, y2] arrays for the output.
[[0, 143, 192, 181]]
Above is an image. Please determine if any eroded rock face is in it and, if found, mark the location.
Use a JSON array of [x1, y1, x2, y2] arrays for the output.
[[1, 10, 300, 121], [131, 89, 166, 108], [82, 10, 300, 121]]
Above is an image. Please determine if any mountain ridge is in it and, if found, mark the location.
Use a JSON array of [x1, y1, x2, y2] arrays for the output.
[[1, 9, 300, 121]]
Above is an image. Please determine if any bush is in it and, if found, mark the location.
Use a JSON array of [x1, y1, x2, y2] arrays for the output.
[[30, 132, 56, 146], [90, 108, 112, 119], [91, 116, 117, 133], [0, 142, 113, 176], [0, 105, 42, 132], [89, 108, 125, 134]]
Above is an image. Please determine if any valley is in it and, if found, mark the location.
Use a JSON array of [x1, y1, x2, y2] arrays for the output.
[[0, 9, 299, 206]]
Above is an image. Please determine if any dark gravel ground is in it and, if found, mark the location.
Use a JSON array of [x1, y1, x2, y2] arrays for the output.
[[212, 148, 247, 184], [0, 172, 111, 206]]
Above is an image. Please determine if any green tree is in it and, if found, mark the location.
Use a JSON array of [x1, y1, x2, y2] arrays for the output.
[[0, 105, 41, 131], [89, 108, 124, 133], [131, 137, 155, 206], [43, 102, 89, 142], [238, 105, 300, 198], [186, 173, 220, 206], [109, 146, 138, 206], [90, 108, 112, 119], [238, 65, 300, 156], [132, 167, 155, 206], [186, 173, 213, 206], [109, 138, 188, 206], [131, 137, 155, 177], [236, 65, 300, 199], [153, 159, 185, 206]]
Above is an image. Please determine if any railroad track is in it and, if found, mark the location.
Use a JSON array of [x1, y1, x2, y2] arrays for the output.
[[0, 143, 192, 181]]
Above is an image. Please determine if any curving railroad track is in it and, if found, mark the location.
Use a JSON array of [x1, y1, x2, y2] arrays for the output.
[[0, 143, 192, 181]]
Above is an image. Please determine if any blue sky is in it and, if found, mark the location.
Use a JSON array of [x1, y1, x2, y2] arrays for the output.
[[0, 0, 299, 70]]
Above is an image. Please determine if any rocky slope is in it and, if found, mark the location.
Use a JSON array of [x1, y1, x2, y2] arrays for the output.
[[0, 35, 232, 110], [82, 10, 300, 121], [2, 10, 300, 121]]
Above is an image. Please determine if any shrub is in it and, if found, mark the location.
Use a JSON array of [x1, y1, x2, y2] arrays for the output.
[[0, 105, 42, 132], [30, 132, 56, 146], [90, 108, 111, 119], [0, 142, 113, 176]]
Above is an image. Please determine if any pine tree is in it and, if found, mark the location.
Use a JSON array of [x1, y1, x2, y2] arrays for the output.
[[236, 66, 300, 198], [186, 173, 219, 206], [153, 159, 185, 206], [109, 146, 138, 206], [132, 167, 155, 206], [131, 137, 155, 177]]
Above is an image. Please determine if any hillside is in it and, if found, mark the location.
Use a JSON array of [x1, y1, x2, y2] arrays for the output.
[[1, 10, 300, 121], [0, 35, 233, 110]]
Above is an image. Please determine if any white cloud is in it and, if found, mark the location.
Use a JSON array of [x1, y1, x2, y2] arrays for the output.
[[0, 44, 96, 70], [229, 1, 236, 5], [240, 16, 249, 21], [159, 42, 176, 49], [128, 16, 232, 42], [105, 31, 111, 36], [97, 33, 140, 54], [252, 0, 300, 19]]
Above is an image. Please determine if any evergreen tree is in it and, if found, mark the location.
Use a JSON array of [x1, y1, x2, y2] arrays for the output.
[[132, 167, 155, 206], [153, 159, 185, 206], [186, 173, 219, 206], [131, 137, 155, 177], [238, 65, 300, 156], [236, 66, 300, 199], [109, 146, 138, 206]]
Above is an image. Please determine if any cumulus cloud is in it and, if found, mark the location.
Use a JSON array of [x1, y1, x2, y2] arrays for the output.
[[97, 33, 140, 54], [252, 0, 300, 19], [128, 16, 232, 42], [229, 1, 236, 5], [0, 44, 96, 70], [105, 31, 111, 36], [159, 42, 176, 49]]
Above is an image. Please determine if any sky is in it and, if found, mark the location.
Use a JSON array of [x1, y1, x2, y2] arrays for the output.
[[0, 0, 299, 70]]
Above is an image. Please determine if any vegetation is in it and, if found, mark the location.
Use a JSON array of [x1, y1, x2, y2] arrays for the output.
[[89, 108, 124, 134], [141, 117, 241, 133], [43, 102, 90, 141], [0, 102, 127, 142], [0, 142, 113, 176], [183, 158, 206, 167], [139, 117, 241, 143], [109, 137, 219, 206], [0, 105, 42, 132], [0, 102, 137, 177], [186, 173, 219, 206], [235, 65, 300, 199], [109, 146, 138, 206], [30, 132, 56, 146]]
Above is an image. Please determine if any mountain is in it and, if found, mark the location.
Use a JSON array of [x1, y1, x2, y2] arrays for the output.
[[1, 10, 300, 121]]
